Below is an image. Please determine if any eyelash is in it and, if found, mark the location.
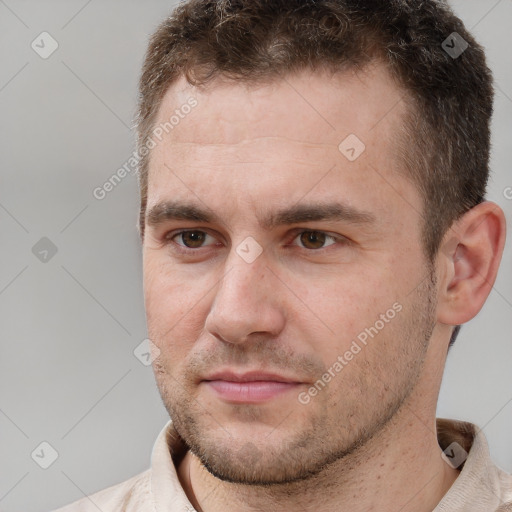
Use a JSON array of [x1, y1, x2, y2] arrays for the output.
[[164, 229, 348, 255]]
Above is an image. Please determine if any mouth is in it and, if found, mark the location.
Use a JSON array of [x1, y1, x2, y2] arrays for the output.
[[201, 370, 304, 403]]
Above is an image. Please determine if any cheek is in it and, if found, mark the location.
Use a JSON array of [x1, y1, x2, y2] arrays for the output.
[[143, 258, 211, 346], [289, 267, 410, 383], [289, 269, 387, 338]]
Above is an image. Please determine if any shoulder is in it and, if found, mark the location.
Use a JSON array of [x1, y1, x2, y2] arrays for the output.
[[496, 466, 512, 511], [51, 468, 152, 512]]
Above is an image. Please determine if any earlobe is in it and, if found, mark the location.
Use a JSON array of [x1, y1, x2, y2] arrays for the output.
[[437, 201, 507, 326]]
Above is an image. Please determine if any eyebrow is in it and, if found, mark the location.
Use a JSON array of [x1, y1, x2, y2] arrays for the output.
[[145, 200, 377, 230], [262, 202, 377, 229]]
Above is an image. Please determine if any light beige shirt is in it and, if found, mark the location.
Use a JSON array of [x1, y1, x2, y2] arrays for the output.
[[52, 418, 512, 511]]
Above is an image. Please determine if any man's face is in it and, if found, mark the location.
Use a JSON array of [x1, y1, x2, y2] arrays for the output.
[[142, 63, 439, 484]]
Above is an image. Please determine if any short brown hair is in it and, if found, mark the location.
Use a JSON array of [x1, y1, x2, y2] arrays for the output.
[[136, 0, 493, 264]]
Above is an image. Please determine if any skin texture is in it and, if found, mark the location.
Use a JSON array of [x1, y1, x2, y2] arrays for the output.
[[142, 61, 506, 512]]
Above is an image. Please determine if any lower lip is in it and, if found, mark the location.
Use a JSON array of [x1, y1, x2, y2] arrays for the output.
[[204, 380, 300, 403]]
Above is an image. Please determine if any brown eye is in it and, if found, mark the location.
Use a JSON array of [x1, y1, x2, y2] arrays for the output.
[[298, 231, 332, 250], [176, 231, 208, 248]]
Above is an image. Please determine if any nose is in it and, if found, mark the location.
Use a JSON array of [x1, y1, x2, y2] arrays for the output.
[[204, 248, 286, 345]]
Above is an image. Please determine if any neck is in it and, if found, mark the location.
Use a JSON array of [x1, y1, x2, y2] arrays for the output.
[[177, 399, 459, 512]]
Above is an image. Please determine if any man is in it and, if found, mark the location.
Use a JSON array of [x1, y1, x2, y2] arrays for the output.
[[54, 0, 511, 510]]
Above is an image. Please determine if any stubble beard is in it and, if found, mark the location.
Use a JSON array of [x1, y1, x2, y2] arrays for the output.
[[151, 266, 438, 486]]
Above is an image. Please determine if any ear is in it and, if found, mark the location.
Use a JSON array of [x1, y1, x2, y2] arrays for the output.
[[436, 201, 507, 326]]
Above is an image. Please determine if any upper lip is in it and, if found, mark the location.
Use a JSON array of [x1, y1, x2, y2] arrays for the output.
[[202, 370, 301, 383]]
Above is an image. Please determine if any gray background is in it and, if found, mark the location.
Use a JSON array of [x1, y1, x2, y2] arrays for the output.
[[0, 1, 510, 511]]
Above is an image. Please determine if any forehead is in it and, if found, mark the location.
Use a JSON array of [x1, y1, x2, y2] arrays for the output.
[[153, 62, 405, 148], [145, 63, 419, 230]]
